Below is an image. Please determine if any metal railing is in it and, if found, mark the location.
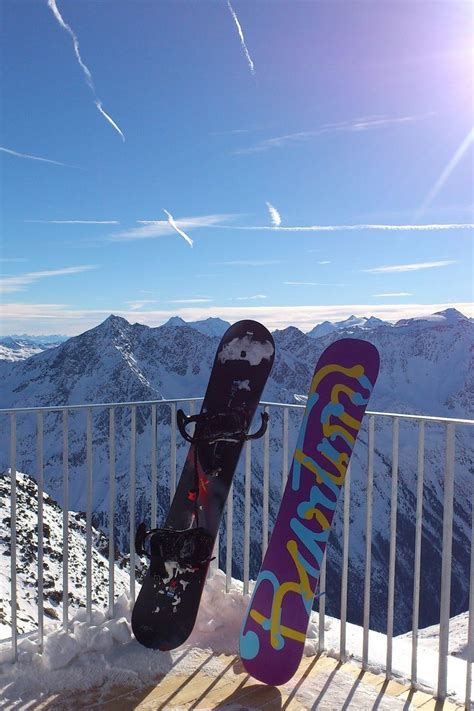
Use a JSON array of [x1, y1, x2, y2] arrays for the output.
[[1, 398, 473, 707]]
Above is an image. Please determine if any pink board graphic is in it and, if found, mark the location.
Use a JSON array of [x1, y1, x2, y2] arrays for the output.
[[240, 338, 380, 685]]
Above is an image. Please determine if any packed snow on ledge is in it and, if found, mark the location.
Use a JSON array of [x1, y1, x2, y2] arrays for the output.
[[0, 570, 470, 706]]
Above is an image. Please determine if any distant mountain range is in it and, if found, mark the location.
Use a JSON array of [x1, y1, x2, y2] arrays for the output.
[[2, 308, 470, 360], [0, 336, 67, 362], [0, 308, 472, 636]]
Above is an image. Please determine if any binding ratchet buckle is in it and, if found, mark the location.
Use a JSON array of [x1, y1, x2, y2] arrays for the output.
[[176, 408, 269, 445]]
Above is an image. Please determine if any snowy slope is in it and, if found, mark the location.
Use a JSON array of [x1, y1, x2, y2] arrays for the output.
[[0, 310, 473, 638], [307, 314, 390, 338], [0, 471, 131, 638], [0, 338, 64, 362], [162, 316, 230, 337]]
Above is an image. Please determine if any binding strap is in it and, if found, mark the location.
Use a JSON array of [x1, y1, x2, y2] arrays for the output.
[[177, 409, 269, 445]]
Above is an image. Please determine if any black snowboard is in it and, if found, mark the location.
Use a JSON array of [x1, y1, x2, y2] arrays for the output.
[[131, 320, 275, 650]]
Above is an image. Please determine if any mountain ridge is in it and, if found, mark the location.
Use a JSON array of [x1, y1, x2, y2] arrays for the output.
[[1, 311, 472, 636]]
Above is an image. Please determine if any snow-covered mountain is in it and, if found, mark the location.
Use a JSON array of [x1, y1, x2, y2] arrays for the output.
[[0, 471, 130, 638], [307, 314, 390, 338], [187, 317, 231, 337], [0, 337, 65, 362], [161, 316, 230, 337], [7, 334, 68, 344], [1, 310, 472, 637]]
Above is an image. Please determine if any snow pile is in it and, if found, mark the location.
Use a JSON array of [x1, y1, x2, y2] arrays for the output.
[[0, 571, 244, 705], [397, 610, 472, 661]]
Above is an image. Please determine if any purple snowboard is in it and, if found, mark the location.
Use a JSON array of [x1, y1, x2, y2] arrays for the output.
[[239, 338, 380, 685]]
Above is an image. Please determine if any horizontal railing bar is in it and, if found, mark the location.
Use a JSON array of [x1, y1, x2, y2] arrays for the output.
[[364, 411, 474, 425], [0, 397, 205, 415], [0, 400, 472, 426]]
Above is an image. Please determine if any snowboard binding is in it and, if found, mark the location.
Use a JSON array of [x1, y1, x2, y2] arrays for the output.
[[177, 408, 269, 445], [135, 523, 215, 579]]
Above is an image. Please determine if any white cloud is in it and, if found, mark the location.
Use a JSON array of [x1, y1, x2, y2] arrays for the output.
[[24, 219, 119, 224], [373, 292, 413, 297], [3, 301, 473, 335], [317, 261, 331, 264], [167, 298, 212, 304], [47, 0, 124, 141], [226, 0, 255, 75], [109, 214, 236, 242], [212, 260, 281, 266], [235, 114, 430, 154], [266, 202, 281, 227], [125, 300, 156, 311], [0, 146, 73, 167], [284, 281, 345, 287], [236, 294, 267, 301], [163, 209, 193, 247], [363, 260, 457, 274], [0, 265, 98, 294]]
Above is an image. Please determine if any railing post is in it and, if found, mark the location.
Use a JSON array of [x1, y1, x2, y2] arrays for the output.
[[386, 417, 399, 678], [466, 463, 474, 709], [37, 411, 44, 653], [340, 462, 351, 662], [86, 407, 93, 622], [282, 408, 289, 497], [437, 423, 455, 700], [62, 409, 69, 631], [151, 404, 157, 529], [226, 481, 234, 593], [210, 531, 219, 578], [318, 551, 327, 652], [363, 414, 375, 669], [129, 406, 137, 604], [170, 402, 177, 503], [411, 420, 425, 686], [243, 440, 252, 595], [10, 413, 17, 662], [262, 406, 270, 557], [108, 407, 116, 617]]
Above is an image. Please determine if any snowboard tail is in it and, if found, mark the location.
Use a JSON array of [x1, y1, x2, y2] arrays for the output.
[[132, 320, 275, 650], [239, 338, 380, 685]]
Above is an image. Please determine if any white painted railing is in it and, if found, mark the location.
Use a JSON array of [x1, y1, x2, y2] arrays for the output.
[[1, 399, 473, 707]]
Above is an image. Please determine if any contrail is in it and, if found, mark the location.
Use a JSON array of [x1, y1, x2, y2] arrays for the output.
[[47, 0, 94, 89], [226, 0, 255, 75], [47, 0, 125, 141], [210, 222, 474, 232], [24, 219, 119, 224], [266, 201, 281, 227], [95, 101, 125, 142], [0, 146, 73, 167], [163, 210, 194, 247]]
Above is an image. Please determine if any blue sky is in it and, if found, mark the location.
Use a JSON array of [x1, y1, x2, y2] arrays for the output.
[[1, 0, 473, 334]]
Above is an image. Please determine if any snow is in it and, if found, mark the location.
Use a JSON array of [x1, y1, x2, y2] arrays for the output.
[[398, 610, 472, 661], [0, 471, 131, 638], [218, 334, 275, 365], [0, 569, 470, 707]]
